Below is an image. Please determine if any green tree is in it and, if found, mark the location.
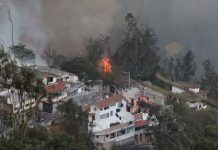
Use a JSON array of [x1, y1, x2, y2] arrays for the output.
[[10, 66, 45, 138], [61, 57, 100, 81], [52, 53, 67, 68], [201, 59, 218, 99], [57, 100, 88, 144], [0, 46, 45, 140], [165, 50, 196, 81], [194, 125, 218, 150], [182, 51, 196, 81], [10, 44, 36, 65], [86, 36, 106, 65], [45, 133, 87, 150], [202, 59, 215, 79], [0, 127, 88, 150], [119, 13, 160, 80]]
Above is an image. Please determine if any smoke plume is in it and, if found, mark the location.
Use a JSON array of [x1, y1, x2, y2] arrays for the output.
[[0, 0, 120, 57], [1, 0, 218, 70]]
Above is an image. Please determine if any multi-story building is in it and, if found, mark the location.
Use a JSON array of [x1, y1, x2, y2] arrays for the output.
[[171, 81, 201, 94], [39, 81, 68, 113], [35, 66, 80, 113], [0, 88, 36, 115], [35, 66, 79, 85], [88, 94, 135, 150]]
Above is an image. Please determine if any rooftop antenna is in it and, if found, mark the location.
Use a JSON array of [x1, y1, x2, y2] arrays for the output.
[[128, 71, 131, 88], [0, 38, 5, 48]]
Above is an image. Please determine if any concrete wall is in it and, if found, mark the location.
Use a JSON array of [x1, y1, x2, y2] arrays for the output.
[[69, 75, 79, 83], [94, 125, 135, 144], [13, 98, 36, 114], [91, 99, 127, 122]]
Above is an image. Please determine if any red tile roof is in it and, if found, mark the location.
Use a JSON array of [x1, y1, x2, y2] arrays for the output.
[[174, 81, 200, 89], [197, 90, 209, 96], [199, 90, 209, 94], [95, 94, 125, 109], [135, 120, 149, 128], [140, 96, 154, 104], [45, 81, 65, 93]]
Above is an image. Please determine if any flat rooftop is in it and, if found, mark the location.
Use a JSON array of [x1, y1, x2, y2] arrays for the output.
[[35, 66, 76, 78]]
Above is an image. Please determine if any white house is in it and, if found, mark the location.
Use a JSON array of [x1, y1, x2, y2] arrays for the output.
[[171, 82, 201, 94], [39, 81, 68, 113], [0, 88, 36, 114], [186, 102, 207, 110], [88, 94, 135, 149], [171, 86, 185, 94], [35, 66, 79, 85]]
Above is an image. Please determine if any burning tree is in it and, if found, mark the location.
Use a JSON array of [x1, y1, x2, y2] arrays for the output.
[[101, 57, 112, 74]]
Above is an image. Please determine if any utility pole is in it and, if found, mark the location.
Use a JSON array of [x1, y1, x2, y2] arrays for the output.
[[128, 71, 131, 88], [100, 80, 103, 101], [0, 1, 14, 46]]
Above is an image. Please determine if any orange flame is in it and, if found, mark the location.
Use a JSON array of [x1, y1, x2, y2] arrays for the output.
[[101, 57, 112, 73]]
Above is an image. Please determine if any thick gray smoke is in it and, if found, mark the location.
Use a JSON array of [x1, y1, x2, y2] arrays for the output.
[[0, 0, 218, 70], [0, 0, 120, 57], [116, 0, 218, 71]]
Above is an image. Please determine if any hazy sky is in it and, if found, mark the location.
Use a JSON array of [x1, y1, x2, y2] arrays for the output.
[[0, 0, 218, 69]]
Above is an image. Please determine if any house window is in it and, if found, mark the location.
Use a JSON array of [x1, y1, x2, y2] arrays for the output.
[[131, 99, 134, 106], [110, 132, 116, 139], [104, 106, 109, 110], [106, 134, 109, 138], [100, 113, 109, 119], [92, 115, 95, 121], [116, 109, 120, 113], [127, 126, 134, 133], [117, 129, 126, 137], [118, 102, 122, 108], [96, 135, 99, 138], [110, 111, 113, 116], [47, 77, 53, 83]]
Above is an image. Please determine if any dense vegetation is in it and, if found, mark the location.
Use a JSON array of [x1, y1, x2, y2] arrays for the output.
[[0, 44, 90, 149], [0, 101, 89, 150], [154, 99, 218, 150]]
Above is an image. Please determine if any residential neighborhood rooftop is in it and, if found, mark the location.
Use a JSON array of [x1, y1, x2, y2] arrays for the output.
[[174, 81, 200, 89], [135, 120, 149, 128], [35, 66, 76, 78], [45, 81, 66, 93], [95, 94, 125, 109]]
